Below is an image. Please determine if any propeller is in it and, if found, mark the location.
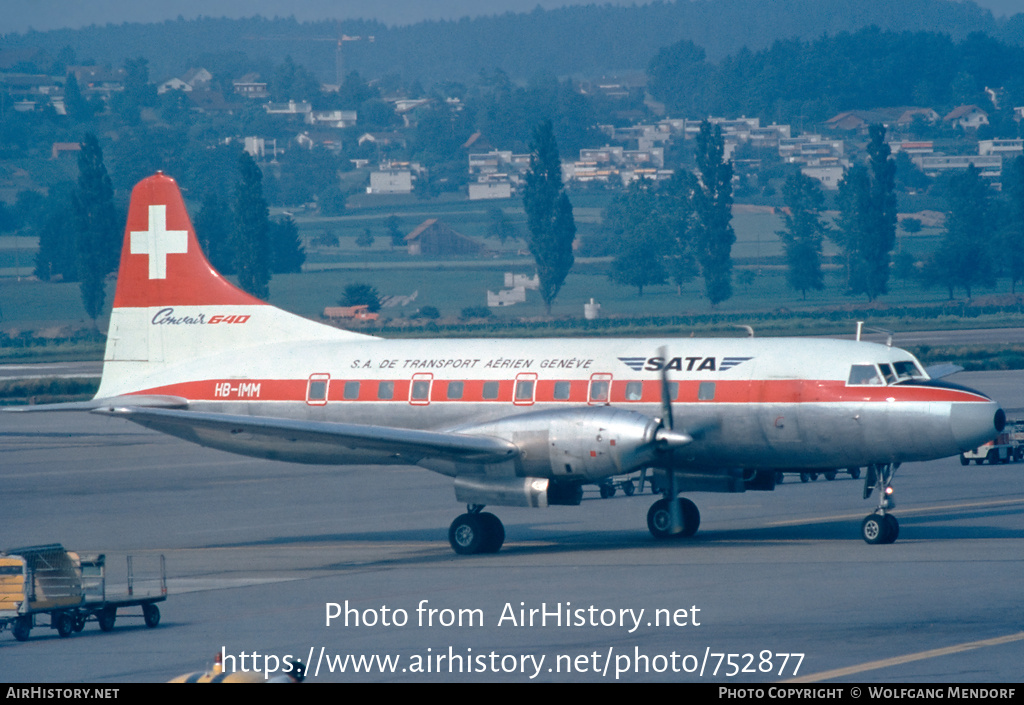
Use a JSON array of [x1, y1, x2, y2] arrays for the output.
[[655, 345, 685, 534]]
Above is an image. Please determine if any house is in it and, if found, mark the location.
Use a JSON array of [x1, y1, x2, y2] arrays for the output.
[[917, 155, 1001, 178], [943, 105, 989, 130], [323, 305, 379, 321], [233, 73, 269, 99], [469, 182, 512, 200], [978, 139, 1023, 158], [51, 142, 81, 160], [368, 169, 413, 195], [405, 219, 485, 256], [306, 110, 357, 128]]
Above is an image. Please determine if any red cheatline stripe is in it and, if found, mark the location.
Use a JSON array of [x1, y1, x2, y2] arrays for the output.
[[125, 378, 991, 405]]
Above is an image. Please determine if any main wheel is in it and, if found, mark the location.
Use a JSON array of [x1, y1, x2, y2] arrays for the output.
[[449, 513, 503, 555], [647, 498, 700, 539], [12, 616, 31, 642], [143, 604, 161, 628], [97, 607, 116, 632], [55, 612, 74, 638]]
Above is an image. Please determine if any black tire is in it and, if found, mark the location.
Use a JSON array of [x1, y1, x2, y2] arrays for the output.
[[97, 607, 116, 632], [12, 616, 31, 642], [960, 454, 969, 466], [143, 604, 161, 628], [849, 467, 861, 479], [800, 473, 810, 483], [883, 514, 899, 544], [647, 498, 700, 539], [73, 614, 86, 632], [599, 483, 615, 499], [623, 480, 635, 496], [477, 512, 505, 554], [824, 471, 837, 481], [987, 449, 997, 465], [775, 472, 784, 484], [55, 612, 74, 638]]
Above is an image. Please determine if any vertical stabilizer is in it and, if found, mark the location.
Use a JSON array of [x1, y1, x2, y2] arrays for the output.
[[97, 172, 372, 399]]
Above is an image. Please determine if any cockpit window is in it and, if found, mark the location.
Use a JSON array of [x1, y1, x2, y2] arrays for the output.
[[848, 364, 883, 386], [892, 360, 925, 380], [878, 363, 897, 385]]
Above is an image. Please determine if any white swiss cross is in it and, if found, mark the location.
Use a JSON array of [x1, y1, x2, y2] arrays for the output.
[[130, 204, 189, 280]]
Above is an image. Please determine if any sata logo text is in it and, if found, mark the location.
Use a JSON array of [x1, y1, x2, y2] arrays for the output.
[[646, 356, 717, 372]]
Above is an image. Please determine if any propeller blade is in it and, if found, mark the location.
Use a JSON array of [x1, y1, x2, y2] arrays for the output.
[[658, 345, 674, 431]]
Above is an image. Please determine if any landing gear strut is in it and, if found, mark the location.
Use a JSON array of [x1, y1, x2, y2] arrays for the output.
[[448, 505, 505, 555], [860, 462, 899, 544]]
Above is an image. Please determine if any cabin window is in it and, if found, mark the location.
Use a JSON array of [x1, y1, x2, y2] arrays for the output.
[[306, 376, 329, 403], [553, 381, 571, 400], [515, 380, 535, 401], [625, 382, 643, 400], [482, 381, 500, 400], [377, 381, 394, 400], [848, 364, 883, 386], [698, 382, 716, 401], [668, 382, 679, 401], [343, 381, 360, 400], [446, 381, 464, 400], [411, 380, 430, 401], [590, 380, 609, 402]]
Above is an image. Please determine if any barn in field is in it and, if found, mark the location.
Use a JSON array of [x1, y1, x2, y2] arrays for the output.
[[405, 219, 486, 256]]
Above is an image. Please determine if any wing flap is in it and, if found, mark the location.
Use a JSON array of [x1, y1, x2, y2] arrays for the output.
[[95, 406, 521, 465]]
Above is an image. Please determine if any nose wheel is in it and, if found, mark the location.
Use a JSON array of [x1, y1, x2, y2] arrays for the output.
[[861, 463, 899, 544]]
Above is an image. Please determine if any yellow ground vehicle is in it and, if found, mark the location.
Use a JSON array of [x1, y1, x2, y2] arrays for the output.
[[0, 544, 166, 642]]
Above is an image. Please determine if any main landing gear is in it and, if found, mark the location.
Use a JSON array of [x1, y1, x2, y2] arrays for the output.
[[646, 467, 700, 540], [860, 463, 900, 544], [448, 505, 505, 555]]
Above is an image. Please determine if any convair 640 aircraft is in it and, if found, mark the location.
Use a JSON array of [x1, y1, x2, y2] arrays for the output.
[[20, 173, 1003, 553]]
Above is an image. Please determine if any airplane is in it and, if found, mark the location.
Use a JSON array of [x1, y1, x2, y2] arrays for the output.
[[12, 172, 1004, 554]]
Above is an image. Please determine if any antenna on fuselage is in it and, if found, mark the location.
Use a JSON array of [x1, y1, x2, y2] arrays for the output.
[[856, 321, 893, 347]]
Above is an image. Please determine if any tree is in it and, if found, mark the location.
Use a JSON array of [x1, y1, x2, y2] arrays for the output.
[[72, 133, 120, 324], [522, 120, 575, 314], [194, 192, 235, 274], [386, 215, 405, 247], [660, 170, 700, 295], [778, 172, 827, 299], [938, 164, 995, 298], [833, 124, 897, 301], [607, 181, 668, 296], [693, 121, 735, 306], [356, 228, 375, 248], [233, 152, 271, 300], [270, 216, 305, 274], [340, 283, 381, 312], [1003, 156, 1024, 293]]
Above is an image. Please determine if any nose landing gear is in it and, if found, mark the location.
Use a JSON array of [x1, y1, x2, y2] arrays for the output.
[[861, 463, 899, 544]]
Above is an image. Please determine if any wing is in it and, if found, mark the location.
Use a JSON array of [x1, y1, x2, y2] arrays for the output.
[[95, 406, 521, 466]]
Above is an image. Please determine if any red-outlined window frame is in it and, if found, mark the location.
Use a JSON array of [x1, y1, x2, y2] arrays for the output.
[[306, 373, 331, 406], [588, 373, 613, 405], [409, 373, 433, 405], [514, 372, 538, 406]]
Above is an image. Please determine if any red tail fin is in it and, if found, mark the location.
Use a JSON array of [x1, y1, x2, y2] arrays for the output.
[[113, 172, 265, 309]]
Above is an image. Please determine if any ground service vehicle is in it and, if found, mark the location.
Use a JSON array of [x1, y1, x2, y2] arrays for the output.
[[960, 420, 1024, 465], [0, 544, 166, 641]]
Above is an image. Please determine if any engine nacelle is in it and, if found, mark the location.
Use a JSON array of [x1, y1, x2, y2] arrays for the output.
[[453, 406, 664, 482]]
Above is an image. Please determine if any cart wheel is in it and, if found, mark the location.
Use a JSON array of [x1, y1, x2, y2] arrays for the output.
[[55, 612, 74, 638], [73, 614, 86, 632], [97, 607, 116, 632], [12, 616, 31, 642], [143, 604, 161, 628], [623, 480, 635, 496]]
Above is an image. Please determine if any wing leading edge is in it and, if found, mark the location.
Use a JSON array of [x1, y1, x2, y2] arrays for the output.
[[96, 406, 521, 466]]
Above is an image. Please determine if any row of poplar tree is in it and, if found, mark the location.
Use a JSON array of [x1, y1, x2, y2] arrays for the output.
[[608, 123, 1024, 305]]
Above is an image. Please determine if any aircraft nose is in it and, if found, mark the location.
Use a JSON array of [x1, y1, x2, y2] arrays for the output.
[[950, 397, 1004, 451]]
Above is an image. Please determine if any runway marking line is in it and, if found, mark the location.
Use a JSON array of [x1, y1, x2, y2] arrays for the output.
[[783, 630, 1024, 683], [766, 497, 1024, 528]]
